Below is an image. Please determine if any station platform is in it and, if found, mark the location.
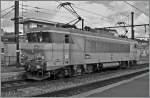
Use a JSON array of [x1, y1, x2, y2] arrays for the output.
[[73, 72, 149, 97], [1, 65, 24, 73], [88, 73, 149, 97]]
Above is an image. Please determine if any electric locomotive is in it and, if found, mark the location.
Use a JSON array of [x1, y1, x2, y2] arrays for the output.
[[20, 26, 139, 80]]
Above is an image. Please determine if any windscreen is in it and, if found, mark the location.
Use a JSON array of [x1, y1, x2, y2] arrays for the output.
[[27, 32, 51, 43]]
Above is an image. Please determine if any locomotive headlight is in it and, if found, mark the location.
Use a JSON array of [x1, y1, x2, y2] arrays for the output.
[[36, 65, 41, 69], [41, 56, 45, 60], [20, 54, 28, 60], [20, 54, 25, 59]]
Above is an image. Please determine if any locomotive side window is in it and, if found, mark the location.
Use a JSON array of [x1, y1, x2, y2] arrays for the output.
[[37, 32, 51, 42], [65, 35, 69, 43], [65, 34, 74, 44], [27, 33, 38, 42]]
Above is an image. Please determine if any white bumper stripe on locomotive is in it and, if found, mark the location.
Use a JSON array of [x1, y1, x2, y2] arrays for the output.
[[102, 62, 119, 68]]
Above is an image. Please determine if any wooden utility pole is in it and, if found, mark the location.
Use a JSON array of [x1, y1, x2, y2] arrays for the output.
[[14, 0, 20, 66], [131, 12, 134, 40]]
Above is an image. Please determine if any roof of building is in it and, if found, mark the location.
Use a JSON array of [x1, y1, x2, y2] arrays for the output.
[[20, 18, 61, 25], [135, 39, 149, 43]]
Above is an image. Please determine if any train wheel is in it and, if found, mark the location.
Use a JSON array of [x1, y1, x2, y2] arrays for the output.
[[129, 61, 133, 67], [86, 65, 93, 73], [97, 63, 103, 72], [67, 66, 74, 77], [93, 64, 98, 72], [120, 61, 128, 69], [22, 73, 27, 80], [76, 65, 84, 75], [133, 60, 137, 66], [56, 69, 65, 78], [51, 71, 57, 79], [117, 62, 121, 70]]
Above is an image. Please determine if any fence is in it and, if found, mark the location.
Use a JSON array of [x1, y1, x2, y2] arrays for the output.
[[1, 55, 16, 66]]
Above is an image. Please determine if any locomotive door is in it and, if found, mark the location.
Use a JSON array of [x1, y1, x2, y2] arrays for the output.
[[63, 35, 70, 65], [52, 33, 70, 66]]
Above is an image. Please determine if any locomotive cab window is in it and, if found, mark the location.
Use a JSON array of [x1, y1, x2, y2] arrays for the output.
[[27, 32, 52, 43]]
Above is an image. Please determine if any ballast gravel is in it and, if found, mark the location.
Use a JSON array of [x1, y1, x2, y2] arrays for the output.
[[1, 65, 148, 97]]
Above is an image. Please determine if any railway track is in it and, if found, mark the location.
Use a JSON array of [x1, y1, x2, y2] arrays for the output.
[[1, 68, 122, 91], [34, 69, 148, 97], [1, 64, 149, 97]]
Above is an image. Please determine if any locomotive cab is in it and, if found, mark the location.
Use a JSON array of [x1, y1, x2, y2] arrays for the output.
[[21, 30, 72, 80]]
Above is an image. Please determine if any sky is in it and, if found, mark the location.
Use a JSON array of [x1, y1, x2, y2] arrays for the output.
[[1, 1, 149, 38]]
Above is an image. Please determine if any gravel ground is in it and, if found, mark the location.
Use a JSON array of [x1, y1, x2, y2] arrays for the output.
[[1, 66, 24, 73], [1, 72, 25, 82], [35, 70, 148, 97], [1, 64, 148, 97]]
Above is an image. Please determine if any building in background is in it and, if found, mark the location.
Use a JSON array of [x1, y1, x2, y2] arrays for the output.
[[20, 18, 64, 34], [1, 31, 27, 66]]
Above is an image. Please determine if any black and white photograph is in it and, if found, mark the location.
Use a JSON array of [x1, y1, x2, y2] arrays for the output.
[[0, 0, 149, 97]]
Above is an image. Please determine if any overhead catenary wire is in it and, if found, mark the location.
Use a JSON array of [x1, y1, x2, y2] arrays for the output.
[[21, 6, 59, 15], [20, 4, 51, 11], [1, 8, 14, 18], [20, 7, 74, 24], [21, 1, 119, 25], [20, 2, 76, 21], [20, 3, 60, 19], [55, 1, 114, 23], [135, 26, 149, 33], [74, 6, 114, 21], [1, 5, 14, 13], [2, 1, 149, 33], [21, 6, 73, 20], [124, 1, 148, 16], [20, 4, 59, 16]]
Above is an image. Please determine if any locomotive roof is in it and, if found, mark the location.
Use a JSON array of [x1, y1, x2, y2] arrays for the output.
[[27, 26, 136, 43]]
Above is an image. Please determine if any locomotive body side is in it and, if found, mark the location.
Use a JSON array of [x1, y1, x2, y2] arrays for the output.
[[20, 26, 139, 80], [68, 29, 138, 68]]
